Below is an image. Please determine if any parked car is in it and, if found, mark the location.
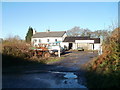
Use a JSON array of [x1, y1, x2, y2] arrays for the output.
[[77, 47, 84, 51], [48, 45, 65, 55]]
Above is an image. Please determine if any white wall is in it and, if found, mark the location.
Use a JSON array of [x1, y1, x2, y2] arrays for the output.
[[94, 44, 101, 50], [75, 40, 94, 43], [32, 37, 63, 46], [88, 44, 93, 50], [62, 33, 67, 38], [31, 32, 67, 47], [74, 40, 101, 50], [74, 43, 91, 50], [60, 42, 69, 49], [72, 43, 76, 50]]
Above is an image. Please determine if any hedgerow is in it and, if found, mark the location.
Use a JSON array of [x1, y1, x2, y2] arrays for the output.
[[86, 28, 120, 88]]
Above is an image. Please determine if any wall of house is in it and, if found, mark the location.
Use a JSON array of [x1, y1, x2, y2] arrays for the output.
[[31, 37, 63, 46]]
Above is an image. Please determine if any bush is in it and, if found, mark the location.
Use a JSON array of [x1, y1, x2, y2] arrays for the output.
[[2, 42, 32, 59], [2, 37, 37, 67], [86, 27, 120, 88]]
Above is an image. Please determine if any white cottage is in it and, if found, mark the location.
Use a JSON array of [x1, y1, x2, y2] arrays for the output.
[[31, 30, 67, 47]]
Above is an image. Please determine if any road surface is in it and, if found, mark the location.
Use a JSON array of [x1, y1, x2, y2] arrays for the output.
[[2, 51, 98, 88]]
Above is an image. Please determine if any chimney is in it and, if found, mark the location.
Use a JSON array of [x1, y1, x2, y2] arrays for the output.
[[33, 29, 36, 35], [46, 29, 50, 32]]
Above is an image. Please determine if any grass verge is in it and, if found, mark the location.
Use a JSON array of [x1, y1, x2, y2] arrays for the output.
[[43, 57, 64, 64]]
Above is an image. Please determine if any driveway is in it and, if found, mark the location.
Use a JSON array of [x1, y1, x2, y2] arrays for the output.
[[2, 51, 98, 88]]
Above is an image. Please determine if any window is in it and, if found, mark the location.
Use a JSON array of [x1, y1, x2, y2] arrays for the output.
[[55, 39, 57, 42], [34, 39, 37, 42], [47, 39, 49, 42], [35, 44, 37, 47], [39, 39, 41, 43]]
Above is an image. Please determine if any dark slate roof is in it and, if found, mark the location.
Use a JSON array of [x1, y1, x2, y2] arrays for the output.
[[91, 38, 100, 43], [63, 36, 90, 42], [63, 36, 100, 43], [32, 31, 66, 38]]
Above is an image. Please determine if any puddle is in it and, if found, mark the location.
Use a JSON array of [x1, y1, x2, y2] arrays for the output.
[[62, 72, 86, 88], [64, 72, 77, 79], [48, 71, 87, 88]]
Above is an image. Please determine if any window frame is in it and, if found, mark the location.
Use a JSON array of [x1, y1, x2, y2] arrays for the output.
[[55, 39, 57, 42], [39, 39, 41, 43], [34, 39, 37, 42], [47, 39, 49, 42]]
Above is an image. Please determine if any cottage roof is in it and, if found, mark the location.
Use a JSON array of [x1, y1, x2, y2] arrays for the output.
[[63, 36, 100, 43], [32, 31, 66, 38]]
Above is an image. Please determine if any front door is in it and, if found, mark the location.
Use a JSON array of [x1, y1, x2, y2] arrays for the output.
[[69, 43, 73, 50]]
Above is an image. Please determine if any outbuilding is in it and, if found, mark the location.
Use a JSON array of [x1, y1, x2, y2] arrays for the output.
[[63, 36, 101, 50]]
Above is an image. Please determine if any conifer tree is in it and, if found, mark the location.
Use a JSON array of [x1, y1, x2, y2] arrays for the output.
[[25, 26, 33, 43]]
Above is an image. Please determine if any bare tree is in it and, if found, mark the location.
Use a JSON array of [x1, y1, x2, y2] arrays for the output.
[[67, 26, 91, 37], [67, 26, 112, 40]]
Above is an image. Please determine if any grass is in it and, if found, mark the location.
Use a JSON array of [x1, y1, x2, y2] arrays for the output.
[[43, 57, 65, 64]]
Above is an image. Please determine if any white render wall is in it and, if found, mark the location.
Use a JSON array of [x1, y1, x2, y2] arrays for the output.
[[72, 43, 76, 50], [74, 43, 91, 50], [31, 37, 63, 46], [94, 44, 101, 50], [73, 43, 101, 50], [75, 40, 101, 50], [75, 40, 94, 43], [88, 44, 93, 50]]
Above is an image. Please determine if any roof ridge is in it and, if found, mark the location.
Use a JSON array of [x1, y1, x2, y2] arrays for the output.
[[36, 31, 66, 33], [32, 31, 66, 38]]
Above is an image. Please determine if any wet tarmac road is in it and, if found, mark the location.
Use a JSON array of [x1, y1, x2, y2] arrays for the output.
[[2, 51, 98, 88]]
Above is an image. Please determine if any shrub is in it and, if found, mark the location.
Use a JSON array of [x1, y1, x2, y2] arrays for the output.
[[2, 37, 36, 67], [86, 27, 120, 88], [2, 41, 32, 58]]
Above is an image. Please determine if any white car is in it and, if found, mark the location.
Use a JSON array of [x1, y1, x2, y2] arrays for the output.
[[48, 45, 65, 55]]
